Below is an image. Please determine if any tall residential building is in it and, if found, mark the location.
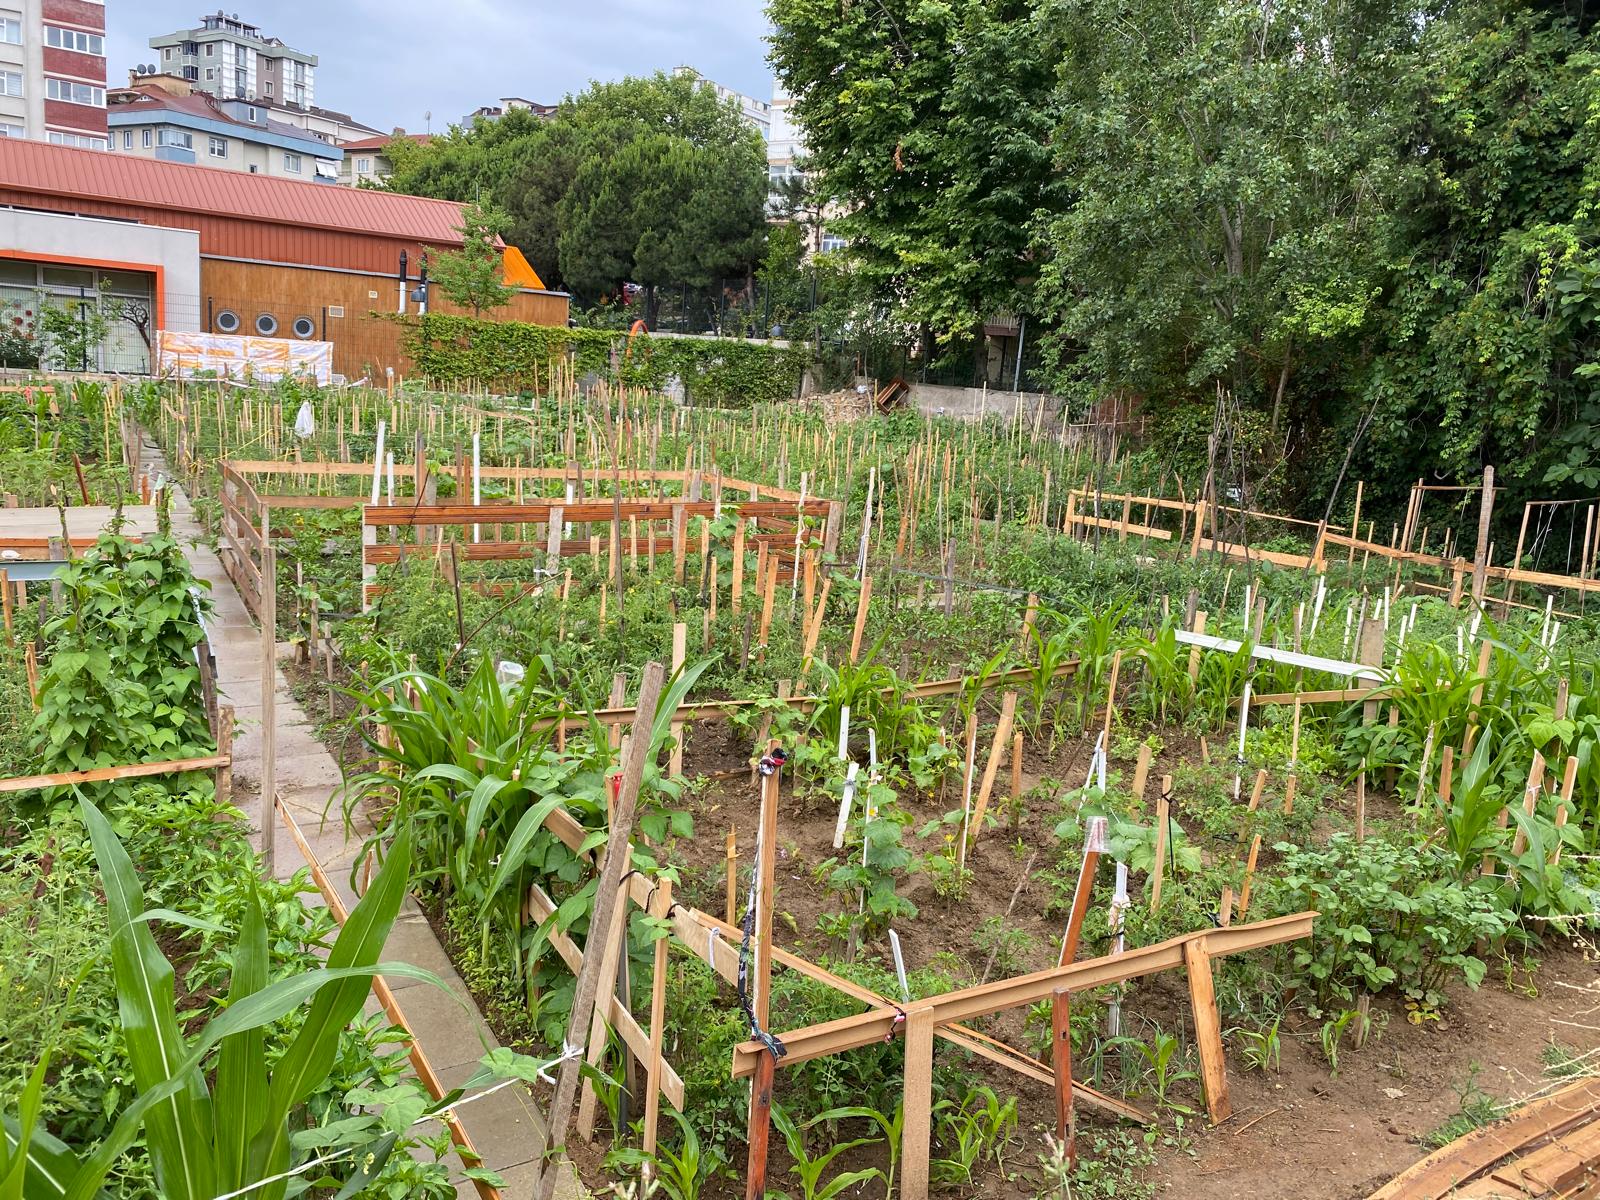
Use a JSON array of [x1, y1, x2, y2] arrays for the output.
[[767, 81, 799, 194], [672, 67, 770, 139], [0, 0, 109, 148], [148, 11, 315, 109], [107, 77, 340, 181]]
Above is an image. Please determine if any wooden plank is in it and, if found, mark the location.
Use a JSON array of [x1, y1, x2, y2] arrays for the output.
[[523, 885, 685, 1109], [966, 691, 1019, 848], [1184, 937, 1232, 1124], [0, 753, 232, 793], [900, 1005, 938, 1200], [1368, 1078, 1600, 1200], [1252, 686, 1392, 706], [367, 499, 833, 527], [730, 912, 1316, 1077]]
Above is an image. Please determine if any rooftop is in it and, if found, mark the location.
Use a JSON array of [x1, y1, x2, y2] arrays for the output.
[[0, 139, 471, 244], [340, 132, 431, 151], [109, 85, 338, 153]]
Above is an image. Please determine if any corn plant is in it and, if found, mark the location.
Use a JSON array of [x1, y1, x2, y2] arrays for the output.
[[1432, 733, 1510, 881], [0, 798, 442, 1200], [605, 1109, 723, 1200], [1132, 618, 1194, 726], [1195, 637, 1253, 733], [1026, 607, 1082, 744], [808, 1102, 903, 1197], [769, 1104, 884, 1200]]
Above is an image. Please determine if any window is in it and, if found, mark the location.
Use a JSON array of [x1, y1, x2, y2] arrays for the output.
[[122, 130, 131, 148], [45, 27, 104, 55], [163, 46, 173, 60], [158, 129, 191, 149], [291, 316, 316, 339], [45, 79, 104, 106], [254, 313, 278, 336], [214, 309, 240, 334], [208, 135, 227, 158], [204, 42, 214, 56], [819, 233, 848, 254], [0, 71, 21, 98], [0, 122, 23, 138], [264, 81, 273, 95], [355, 157, 371, 174], [142, 128, 152, 147], [246, 105, 257, 121], [0, 16, 20, 44], [283, 152, 301, 172], [46, 131, 107, 149], [203, 68, 213, 81]]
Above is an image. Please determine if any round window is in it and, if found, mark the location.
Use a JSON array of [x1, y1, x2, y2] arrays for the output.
[[291, 315, 316, 339], [214, 309, 240, 334], [255, 313, 279, 336]]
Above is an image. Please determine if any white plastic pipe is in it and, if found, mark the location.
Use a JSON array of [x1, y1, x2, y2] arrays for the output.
[[368, 419, 386, 506]]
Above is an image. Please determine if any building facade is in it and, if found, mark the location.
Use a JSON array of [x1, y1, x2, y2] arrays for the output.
[[149, 11, 315, 108], [108, 78, 341, 180], [337, 131, 427, 187], [0, 0, 107, 148], [673, 67, 770, 139], [0, 139, 569, 379]]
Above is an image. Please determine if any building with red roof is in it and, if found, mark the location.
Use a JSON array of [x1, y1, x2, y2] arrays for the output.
[[0, 138, 566, 378]]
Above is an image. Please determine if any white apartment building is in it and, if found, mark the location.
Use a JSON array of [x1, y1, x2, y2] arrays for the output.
[[673, 66, 770, 139], [0, 0, 109, 148], [148, 11, 314, 108]]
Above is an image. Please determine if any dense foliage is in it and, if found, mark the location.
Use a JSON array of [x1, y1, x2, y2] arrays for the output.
[[385, 73, 768, 315], [770, 0, 1600, 523]]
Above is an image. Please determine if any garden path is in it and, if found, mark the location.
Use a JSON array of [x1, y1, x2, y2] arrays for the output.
[[125, 426, 585, 1200]]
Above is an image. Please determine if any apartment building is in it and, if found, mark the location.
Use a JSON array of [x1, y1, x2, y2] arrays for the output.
[[672, 66, 770, 139], [107, 77, 340, 181], [0, 0, 108, 148], [337, 131, 428, 187], [149, 11, 315, 108]]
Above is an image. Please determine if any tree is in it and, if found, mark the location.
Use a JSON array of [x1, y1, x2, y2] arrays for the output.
[[430, 200, 515, 318], [549, 73, 767, 323], [383, 74, 767, 315], [1034, 0, 1422, 442], [769, 0, 1063, 357]]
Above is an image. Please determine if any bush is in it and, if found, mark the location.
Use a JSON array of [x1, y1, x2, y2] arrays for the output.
[[1267, 832, 1513, 1012]]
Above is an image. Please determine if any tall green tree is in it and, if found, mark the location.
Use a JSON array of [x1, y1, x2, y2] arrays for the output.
[[385, 75, 766, 316], [769, 0, 1062, 358], [550, 73, 768, 322], [1354, 2, 1600, 506], [1033, 0, 1423, 446], [430, 200, 516, 318]]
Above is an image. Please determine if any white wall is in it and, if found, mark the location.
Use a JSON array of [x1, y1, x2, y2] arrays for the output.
[[0, 206, 201, 330]]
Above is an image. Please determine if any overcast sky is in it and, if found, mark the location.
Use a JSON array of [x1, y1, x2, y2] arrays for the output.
[[110, 1, 775, 133]]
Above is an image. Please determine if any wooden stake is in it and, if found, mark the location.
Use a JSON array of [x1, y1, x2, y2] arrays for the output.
[[1237, 834, 1262, 918], [849, 575, 873, 663], [1052, 987, 1076, 1167], [1184, 937, 1232, 1124], [1010, 730, 1024, 809], [537, 663, 665, 1200], [1150, 779, 1171, 912], [965, 691, 1019, 850], [1130, 744, 1153, 802], [669, 622, 687, 777], [725, 828, 737, 925], [899, 1005, 938, 1200]]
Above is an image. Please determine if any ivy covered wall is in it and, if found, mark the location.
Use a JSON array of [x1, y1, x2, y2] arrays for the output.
[[392, 313, 809, 406]]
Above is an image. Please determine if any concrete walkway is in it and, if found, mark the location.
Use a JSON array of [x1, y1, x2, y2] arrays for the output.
[[114, 427, 585, 1200]]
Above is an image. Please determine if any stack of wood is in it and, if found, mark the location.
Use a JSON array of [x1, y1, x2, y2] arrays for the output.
[[1370, 1078, 1600, 1199]]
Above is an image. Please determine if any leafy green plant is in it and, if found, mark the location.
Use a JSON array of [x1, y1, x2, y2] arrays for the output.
[[808, 1103, 903, 1197], [1238, 1018, 1282, 1074], [930, 1084, 1016, 1187], [605, 1108, 724, 1200], [769, 1104, 883, 1200], [1125, 1031, 1197, 1114]]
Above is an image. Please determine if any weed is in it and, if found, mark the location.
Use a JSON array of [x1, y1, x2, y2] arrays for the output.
[[971, 916, 1038, 978], [1238, 1017, 1282, 1074], [1425, 1065, 1500, 1147]]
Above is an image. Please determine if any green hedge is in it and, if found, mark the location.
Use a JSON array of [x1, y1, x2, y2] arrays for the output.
[[392, 313, 808, 406]]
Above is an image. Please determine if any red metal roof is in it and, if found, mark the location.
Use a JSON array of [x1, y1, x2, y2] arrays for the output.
[[0, 138, 468, 244], [340, 132, 430, 151]]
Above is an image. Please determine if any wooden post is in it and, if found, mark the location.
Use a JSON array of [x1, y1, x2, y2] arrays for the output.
[[1130, 744, 1153, 802], [640, 877, 673, 1163], [537, 663, 665, 1200], [1283, 698, 1302, 816], [1184, 937, 1232, 1124], [899, 1005, 938, 1200], [1346, 481, 1364, 566], [1508, 752, 1546, 860], [1470, 466, 1494, 604], [1237, 834, 1262, 917], [725, 828, 737, 925], [849, 575, 873, 663], [214, 703, 233, 802], [744, 1050, 777, 1200], [731, 518, 746, 613], [0, 568, 10, 646], [965, 691, 1019, 850], [1150, 778, 1171, 911], [754, 746, 783, 1029], [1187, 610, 1207, 684], [1010, 731, 1024, 809], [669, 622, 687, 777], [1051, 987, 1076, 1167], [260, 510, 276, 875], [575, 876, 632, 1140]]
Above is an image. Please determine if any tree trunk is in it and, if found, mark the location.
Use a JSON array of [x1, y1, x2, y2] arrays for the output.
[[1269, 345, 1292, 438]]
